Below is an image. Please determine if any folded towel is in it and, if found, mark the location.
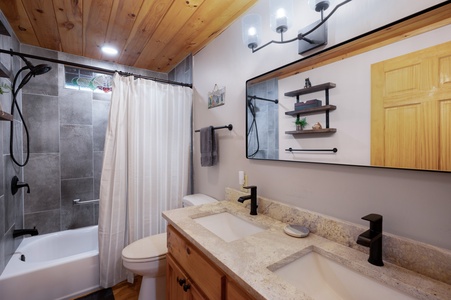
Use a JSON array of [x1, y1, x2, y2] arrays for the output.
[[200, 126, 218, 167]]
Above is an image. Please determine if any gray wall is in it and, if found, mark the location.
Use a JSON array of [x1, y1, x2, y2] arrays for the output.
[[192, 1, 451, 251]]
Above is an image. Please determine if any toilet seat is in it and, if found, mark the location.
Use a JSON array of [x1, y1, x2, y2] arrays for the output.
[[122, 233, 167, 263]]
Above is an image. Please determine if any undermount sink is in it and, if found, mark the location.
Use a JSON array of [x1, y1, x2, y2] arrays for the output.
[[193, 212, 265, 242], [272, 251, 416, 300]]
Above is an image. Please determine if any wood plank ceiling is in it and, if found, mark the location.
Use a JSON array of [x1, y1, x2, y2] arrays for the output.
[[0, 0, 257, 72]]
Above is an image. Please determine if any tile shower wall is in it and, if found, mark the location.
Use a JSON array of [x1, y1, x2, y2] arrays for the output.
[[0, 13, 23, 275], [247, 78, 279, 159], [20, 45, 169, 234]]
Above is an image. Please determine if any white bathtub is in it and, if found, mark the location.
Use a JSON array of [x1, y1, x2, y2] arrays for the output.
[[0, 225, 100, 300]]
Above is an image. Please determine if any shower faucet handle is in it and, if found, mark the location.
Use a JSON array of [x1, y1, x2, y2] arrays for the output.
[[11, 176, 30, 195]]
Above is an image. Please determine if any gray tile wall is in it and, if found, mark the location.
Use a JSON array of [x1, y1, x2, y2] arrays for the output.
[[247, 78, 279, 159], [0, 14, 188, 274], [19, 44, 169, 234], [168, 54, 192, 85], [0, 13, 24, 275]]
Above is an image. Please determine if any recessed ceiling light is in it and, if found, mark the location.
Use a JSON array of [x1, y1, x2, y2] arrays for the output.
[[101, 46, 118, 55]]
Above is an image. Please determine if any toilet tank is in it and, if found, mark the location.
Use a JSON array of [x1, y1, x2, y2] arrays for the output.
[[182, 194, 218, 207]]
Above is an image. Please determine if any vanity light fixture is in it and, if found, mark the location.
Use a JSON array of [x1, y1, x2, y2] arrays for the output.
[[242, 0, 352, 54]]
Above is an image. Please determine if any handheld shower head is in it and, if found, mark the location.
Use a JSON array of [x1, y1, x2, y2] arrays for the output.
[[19, 55, 52, 76], [9, 54, 52, 167], [31, 64, 52, 75]]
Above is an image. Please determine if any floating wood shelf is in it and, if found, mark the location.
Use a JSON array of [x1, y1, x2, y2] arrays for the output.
[[285, 105, 336, 116], [285, 82, 336, 133], [0, 62, 11, 78], [285, 128, 337, 135], [0, 110, 13, 121], [284, 82, 336, 97]]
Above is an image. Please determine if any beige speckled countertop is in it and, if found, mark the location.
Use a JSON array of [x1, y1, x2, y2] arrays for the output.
[[163, 200, 451, 300]]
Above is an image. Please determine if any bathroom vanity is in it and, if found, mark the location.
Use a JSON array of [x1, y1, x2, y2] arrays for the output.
[[163, 189, 451, 299], [166, 225, 253, 299]]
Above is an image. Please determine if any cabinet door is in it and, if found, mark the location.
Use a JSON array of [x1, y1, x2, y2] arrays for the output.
[[167, 254, 207, 300], [226, 279, 254, 300], [167, 225, 224, 300]]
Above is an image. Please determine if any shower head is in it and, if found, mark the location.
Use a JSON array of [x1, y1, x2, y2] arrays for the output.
[[19, 55, 52, 76], [30, 64, 52, 75]]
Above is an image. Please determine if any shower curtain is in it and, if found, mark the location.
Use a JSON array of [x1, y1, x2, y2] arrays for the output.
[[98, 74, 192, 287]]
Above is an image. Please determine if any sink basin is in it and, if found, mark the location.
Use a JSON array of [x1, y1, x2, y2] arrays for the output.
[[272, 251, 416, 300], [193, 212, 265, 242]]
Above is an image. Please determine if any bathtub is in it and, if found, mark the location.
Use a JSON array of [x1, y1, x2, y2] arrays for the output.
[[0, 225, 100, 300]]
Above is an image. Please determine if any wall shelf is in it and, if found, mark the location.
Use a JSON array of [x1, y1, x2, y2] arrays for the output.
[[284, 82, 336, 97], [285, 128, 337, 134], [0, 110, 13, 121], [285, 105, 336, 116], [0, 62, 11, 78], [285, 82, 336, 134]]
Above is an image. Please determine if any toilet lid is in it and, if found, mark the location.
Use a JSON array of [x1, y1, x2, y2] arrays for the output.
[[122, 232, 167, 261]]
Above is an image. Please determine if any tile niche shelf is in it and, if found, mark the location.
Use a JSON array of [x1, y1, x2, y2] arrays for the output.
[[0, 19, 13, 121], [0, 110, 13, 121], [284, 82, 336, 135]]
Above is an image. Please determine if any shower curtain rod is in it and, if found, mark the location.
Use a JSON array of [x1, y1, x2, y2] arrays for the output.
[[0, 49, 192, 88]]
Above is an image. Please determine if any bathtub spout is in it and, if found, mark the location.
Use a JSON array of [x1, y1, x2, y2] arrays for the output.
[[13, 227, 39, 238]]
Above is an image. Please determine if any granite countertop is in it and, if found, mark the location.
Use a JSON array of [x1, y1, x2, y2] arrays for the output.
[[163, 200, 451, 300]]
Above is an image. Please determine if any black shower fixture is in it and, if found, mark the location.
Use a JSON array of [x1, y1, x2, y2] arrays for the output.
[[9, 53, 52, 167], [20, 55, 52, 76]]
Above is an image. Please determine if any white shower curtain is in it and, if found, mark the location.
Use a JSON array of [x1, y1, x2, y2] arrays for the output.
[[98, 74, 192, 287]]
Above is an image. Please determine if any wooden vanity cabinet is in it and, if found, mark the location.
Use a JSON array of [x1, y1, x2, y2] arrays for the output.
[[167, 225, 256, 300], [225, 279, 254, 300], [167, 254, 206, 300]]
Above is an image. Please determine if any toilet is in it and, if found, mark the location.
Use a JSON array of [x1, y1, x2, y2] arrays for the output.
[[121, 194, 218, 300]]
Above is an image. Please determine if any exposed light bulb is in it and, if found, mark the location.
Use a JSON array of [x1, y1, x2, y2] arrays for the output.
[[242, 13, 262, 49], [270, 0, 292, 34], [276, 8, 287, 19], [275, 8, 288, 33]]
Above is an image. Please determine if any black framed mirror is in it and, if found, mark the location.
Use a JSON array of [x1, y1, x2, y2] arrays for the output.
[[246, 2, 451, 172]]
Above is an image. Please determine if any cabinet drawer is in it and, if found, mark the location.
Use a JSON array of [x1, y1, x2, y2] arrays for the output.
[[167, 225, 224, 300]]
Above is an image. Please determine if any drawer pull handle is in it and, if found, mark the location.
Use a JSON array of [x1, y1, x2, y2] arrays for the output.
[[186, 247, 191, 255], [177, 277, 186, 286], [183, 283, 191, 292]]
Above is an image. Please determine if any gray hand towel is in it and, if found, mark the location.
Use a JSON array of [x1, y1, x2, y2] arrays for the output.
[[200, 126, 218, 166]]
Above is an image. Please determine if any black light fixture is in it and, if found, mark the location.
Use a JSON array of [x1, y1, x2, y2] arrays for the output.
[[242, 0, 352, 54]]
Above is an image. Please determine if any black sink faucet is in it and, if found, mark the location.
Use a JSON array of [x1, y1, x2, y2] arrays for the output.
[[13, 227, 39, 238], [357, 213, 384, 266], [237, 186, 258, 215]]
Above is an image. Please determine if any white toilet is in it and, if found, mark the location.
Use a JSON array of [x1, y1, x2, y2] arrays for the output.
[[121, 194, 218, 300]]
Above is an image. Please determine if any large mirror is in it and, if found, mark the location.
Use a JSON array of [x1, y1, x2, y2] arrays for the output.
[[246, 3, 451, 172]]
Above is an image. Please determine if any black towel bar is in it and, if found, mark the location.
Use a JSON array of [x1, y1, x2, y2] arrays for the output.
[[286, 147, 338, 153], [247, 95, 278, 104], [195, 124, 233, 132]]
